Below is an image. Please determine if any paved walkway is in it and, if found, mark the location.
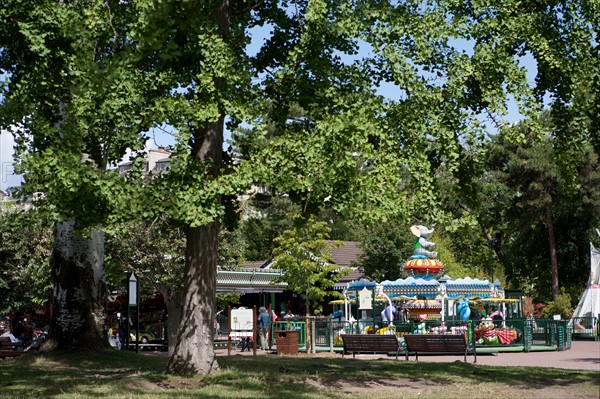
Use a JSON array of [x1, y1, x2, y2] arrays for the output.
[[217, 341, 600, 371]]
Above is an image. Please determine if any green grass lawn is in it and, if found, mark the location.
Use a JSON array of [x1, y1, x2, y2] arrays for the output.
[[1, 351, 598, 399]]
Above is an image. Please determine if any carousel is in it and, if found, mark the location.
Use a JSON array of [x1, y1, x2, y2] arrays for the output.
[[342, 225, 524, 347]]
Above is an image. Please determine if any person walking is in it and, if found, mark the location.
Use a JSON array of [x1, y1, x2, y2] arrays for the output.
[[257, 307, 269, 351]]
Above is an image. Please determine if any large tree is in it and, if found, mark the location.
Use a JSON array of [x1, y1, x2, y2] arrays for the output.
[[0, 0, 492, 370], [426, 1, 599, 300], [0, 2, 150, 351], [104, 216, 246, 353], [4, 0, 595, 376], [484, 132, 600, 301]]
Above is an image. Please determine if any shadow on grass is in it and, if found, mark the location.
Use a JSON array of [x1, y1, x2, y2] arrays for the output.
[[217, 355, 600, 395], [0, 351, 598, 398]]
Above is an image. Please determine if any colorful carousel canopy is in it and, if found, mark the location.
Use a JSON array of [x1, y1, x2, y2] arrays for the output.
[[381, 277, 440, 299], [344, 276, 504, 301], [347, 278, 377, 290], [444, 277, 500, 299]]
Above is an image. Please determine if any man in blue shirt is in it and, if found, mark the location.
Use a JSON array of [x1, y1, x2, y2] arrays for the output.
[[257, 306, 269, 350]]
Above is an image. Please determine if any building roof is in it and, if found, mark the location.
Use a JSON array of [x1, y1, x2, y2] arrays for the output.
[[334, 269, 365, 290], [240, 260, 273, 269], [328, 240, 363, 267], [337, 269, 364, 283], [239, 241, 363, 270], [239, 241, 366, 291], [217, 268, 287, 293], [149, 147, 171, 155]]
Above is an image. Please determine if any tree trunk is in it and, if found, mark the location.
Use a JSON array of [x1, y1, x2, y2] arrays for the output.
[[164, 0, 229, 375], [165, 222, 220, 375], [42, 221, 108, 352], [165, 109, 223, 374], [160, 287, 183, 356], [545, 202, 559, 299]]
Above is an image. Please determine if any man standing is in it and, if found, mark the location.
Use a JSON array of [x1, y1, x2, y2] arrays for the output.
[[257, 307, 269, 351]]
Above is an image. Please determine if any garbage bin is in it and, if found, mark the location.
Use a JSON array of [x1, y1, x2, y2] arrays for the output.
[[275, 330, 299, 355]]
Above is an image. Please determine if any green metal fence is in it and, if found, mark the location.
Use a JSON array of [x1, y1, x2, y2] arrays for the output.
[[217, 314, 581, 352], [571, 316, 599, 341], [312, 317, 571, 352]]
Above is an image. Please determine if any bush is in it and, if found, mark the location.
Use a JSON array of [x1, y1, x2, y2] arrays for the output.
[[541, 288, 573, 319]]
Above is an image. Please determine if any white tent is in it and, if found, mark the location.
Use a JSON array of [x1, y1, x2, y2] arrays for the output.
[[571, 243, 600, 330]]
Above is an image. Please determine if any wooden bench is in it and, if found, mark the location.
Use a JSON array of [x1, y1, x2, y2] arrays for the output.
[[0, 337, 28, 359], [341, 334, 401, 359], [403, 334, 476, 363]]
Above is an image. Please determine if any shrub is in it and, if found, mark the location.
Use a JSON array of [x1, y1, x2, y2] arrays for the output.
[[541, 288, 573, 319]]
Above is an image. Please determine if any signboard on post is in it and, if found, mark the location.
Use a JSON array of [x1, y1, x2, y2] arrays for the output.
[[228, 307, 256, 356], [359, 287, 373, 310], [128, 272, 137, 306], [230, 308, 254, 331]]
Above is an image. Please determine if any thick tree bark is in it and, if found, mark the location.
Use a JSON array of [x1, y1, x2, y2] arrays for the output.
[[545, 202, 559, 299], [42, 221, 108, 352], [159, 287, 183, 356], [165, 222, 220, 375]]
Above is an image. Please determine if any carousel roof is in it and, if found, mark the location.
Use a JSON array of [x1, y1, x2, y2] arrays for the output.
[[347, 278, 377, 289], [345, 276, 503, 299], [380, 277, 440, 298], [381, 277, 440, 286], [444, 277, 499, 298]]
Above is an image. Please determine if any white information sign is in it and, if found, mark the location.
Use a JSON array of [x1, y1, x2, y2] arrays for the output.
[[358, 287, 373, 310], [230, 307, 254, 331]]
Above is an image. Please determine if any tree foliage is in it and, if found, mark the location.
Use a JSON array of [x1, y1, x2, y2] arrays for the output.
[[272, 216, 348, 315], [236, 196, 300, 261], [104, 218, 186, 298], [489, 135, 600, 302], [356, 219, 413, 282], [1, 0, 598, 373], [0, 204, 53, 313]]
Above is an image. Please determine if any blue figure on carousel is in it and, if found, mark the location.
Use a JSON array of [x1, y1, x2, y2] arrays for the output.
[[457, 298, 471, 321]]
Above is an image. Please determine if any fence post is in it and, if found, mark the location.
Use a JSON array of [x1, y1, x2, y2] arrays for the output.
[[304, 316, 311, 353], [311, 316, 317, 354], [558, 323, 565, 351], [524, 324, 532, 352], [328, 316, 333, 352], [467, 320, 475, 348]]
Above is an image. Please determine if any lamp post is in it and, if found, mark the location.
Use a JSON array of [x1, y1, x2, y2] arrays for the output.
[[128, 272, 140, 353]]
